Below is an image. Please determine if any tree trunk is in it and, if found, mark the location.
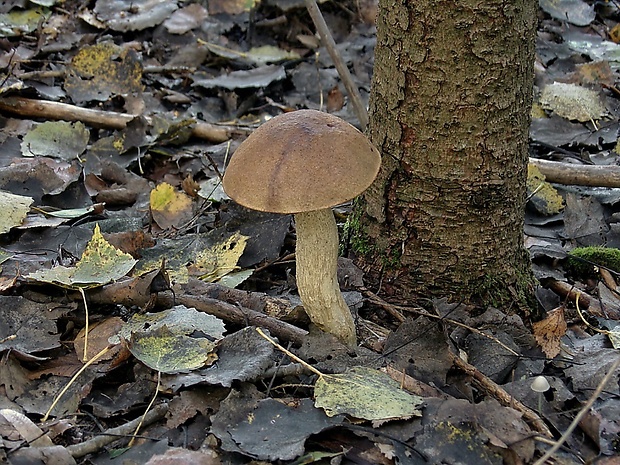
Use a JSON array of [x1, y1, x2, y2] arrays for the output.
[[351, 0, 537, 312]]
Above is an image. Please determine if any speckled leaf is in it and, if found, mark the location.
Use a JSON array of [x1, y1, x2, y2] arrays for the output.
[[0, 7, 51, 37], [607, 328, 620, 349], [26, 224, 136, 288], [150, 183, 194, 230], [314, 366, 423, 421], [193, 65, 286, 90], [527, 164, 564, 216], [93, 0, 178, 32], [540, 82, 607, 122], [127, 325, 217, 374], [193, 232, 249, 282], [114, 305, 226, 345], [539, 0, 595, 27], [64, 42, 143, 103], [21, 121, 89, 160], [0, 191, 33, 234]]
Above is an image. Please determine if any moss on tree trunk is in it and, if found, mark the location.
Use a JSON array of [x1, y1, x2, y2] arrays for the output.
[[353, 0, 538, 314]]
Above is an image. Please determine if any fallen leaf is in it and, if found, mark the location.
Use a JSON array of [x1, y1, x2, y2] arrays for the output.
[[314, 366, 423, 421], [540, 82, 607, 122], [0, 191, 33, 234], [21, 121, 89, 160], [533, 306, 567, 358], [191, 231, 249, 282], [26, 224, 137, 288], [150, 182, 195, 230]]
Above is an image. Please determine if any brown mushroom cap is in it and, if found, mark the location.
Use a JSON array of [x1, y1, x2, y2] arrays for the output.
[[222, 109, 381, 214]]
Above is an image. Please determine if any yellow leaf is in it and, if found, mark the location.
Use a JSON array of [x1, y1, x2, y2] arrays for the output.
[[527, 164, 564, 216], [193, 232, 249, 282], [150, 183, 194, 230], [26, 224, 136, 288]]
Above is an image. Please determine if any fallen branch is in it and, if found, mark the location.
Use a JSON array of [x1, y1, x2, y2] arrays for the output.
[[532, 353, 620, 465], [304, 0, 368, 129], [66, 402, 168, 458], [0, 96, 250, 143], [530, 157, 620, 188], [84, 276, 308, 346], [544, 278, 620, 319], [451, 354, 553, 438]]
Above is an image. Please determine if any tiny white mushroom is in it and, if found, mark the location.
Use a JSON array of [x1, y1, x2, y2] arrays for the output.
[[222, 110, 381, 346], [531, 375, 550, 414], [531, 375, 550, 393]]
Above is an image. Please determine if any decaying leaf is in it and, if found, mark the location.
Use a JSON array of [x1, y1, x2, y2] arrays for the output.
[[64, 42, 143, 102], [191, 231, 249, 282], [539, 0, 595, 27], [116, 306, 224, 373], [607, 327, 620, 349], [226, 398, 343, 461], [150, 182, 195, 230], [91, 0, 178, 32], [161, 326, 275, 391], [21, 121, 89, 160], [127, 325, 218, 374], [0, 191, 33, 234], [0, 7, 51, 37], [533, 306, 567, 358], [115, 305, 226, 345], [26, 224, 137, 288], [0, 296, 61, 354], [314, 366, 423, 421], [527, 164, 564, 216], [192, 65, 286, 90], [540, 82, 607, 122]]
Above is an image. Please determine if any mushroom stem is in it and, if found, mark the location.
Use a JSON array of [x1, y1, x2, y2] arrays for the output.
[[294, 209, 357, 346]]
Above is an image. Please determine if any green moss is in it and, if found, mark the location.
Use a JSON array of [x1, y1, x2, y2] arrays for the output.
[[567, 246, 620, 277], [465, 262, 537, 318], [342, 202, 403, 270], [342, 202, 374, 257]]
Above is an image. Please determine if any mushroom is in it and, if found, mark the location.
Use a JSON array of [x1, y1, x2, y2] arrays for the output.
[[531, 375, 550, 414], [222, 110, 381, 346]]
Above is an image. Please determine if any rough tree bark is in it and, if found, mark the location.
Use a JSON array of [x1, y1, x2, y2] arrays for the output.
[[350, 0, 538, 311]]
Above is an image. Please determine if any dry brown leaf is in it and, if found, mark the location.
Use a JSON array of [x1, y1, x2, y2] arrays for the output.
[[533, 306, 567, 358]]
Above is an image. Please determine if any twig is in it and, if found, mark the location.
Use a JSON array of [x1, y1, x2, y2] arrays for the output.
[[530, 157, 620, 188], [0, 96, 249, 143], [256, 328, 324, 377], [451, 354, 553, 438], [42, 345, 113, 422], [365, 290, 520, 357], [532, 353, 620, 465], [157, 292, 309, 346], [65, 403, 169, 458], [304, 0, 368, 129]]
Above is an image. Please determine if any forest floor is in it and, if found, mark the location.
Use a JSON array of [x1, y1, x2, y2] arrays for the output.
[[1, 1, 620, 464]]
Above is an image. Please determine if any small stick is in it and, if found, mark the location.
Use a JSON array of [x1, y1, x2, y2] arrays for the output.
[[0, 96, 249, 143], [530, 157, 620, 188], [532, 353, 620, 465], [66, 403, 169, 458], [365, 291, 520, 356], [304, 0, 368, 129], [451, 354, 553, 438]]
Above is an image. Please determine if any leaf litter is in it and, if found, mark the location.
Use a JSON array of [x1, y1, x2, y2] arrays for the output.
[[1, 0, 620, 464]]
